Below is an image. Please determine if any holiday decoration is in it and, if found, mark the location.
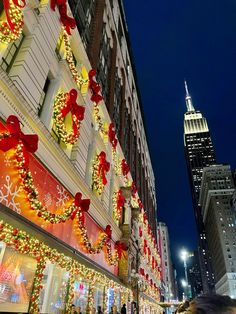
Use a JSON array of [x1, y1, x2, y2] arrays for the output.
[[0, 220, 132, 313], [50, 0, 75, 35], [0, 116, 120, 266], [121, 158, 130, 177], [108, 123, 117, 149], [0, 0, 25, 44], [88, 69, 103, 104], [92, 151, 110, 195], [112, 189, 125, 224], [53, 89, 85, 145], [63, 29, 89, 93]]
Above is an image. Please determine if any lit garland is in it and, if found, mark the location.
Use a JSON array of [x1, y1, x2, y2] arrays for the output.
[[63, 29, 89, 94], [112, 189, 125, 224], [0, 220, 132, 313], [92, 151, 110, 195], [53, 88, 85, 145], [0, 0, 25, 44], [0, 116, 121, 265]]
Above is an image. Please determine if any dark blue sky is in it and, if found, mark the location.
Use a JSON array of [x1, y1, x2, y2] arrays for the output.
[[123, 0, 236, 277]]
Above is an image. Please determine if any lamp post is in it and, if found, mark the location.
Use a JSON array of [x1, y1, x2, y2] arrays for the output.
[[180, 249, 193, 299]]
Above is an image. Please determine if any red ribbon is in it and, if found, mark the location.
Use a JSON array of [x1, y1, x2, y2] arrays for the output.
[[50, 0, 66, 10], [105, 225, 112, 240], [108, 123, 117, 149], [138, 199, 143, 209], [61, 89, 85, 136], [98, 151, 110, 186], [0, 115, 38, 168], [88, 69, 103, 104], [115, 241, 128, 259], [121, 159, 130, 177], [71, 192, 90, 221], [3, 0, 26, 31]]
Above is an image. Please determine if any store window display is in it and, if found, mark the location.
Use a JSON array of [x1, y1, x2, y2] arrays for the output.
[[0, 243, 37, 313], [93, 283, 104, 312], [39, 262, 69, 313], [73, 278, 89, 312]]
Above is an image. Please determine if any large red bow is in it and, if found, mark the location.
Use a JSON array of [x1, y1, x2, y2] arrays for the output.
[[88, 69, 103, 104], [71, 192, 90, 221], [117, 190, 125, 210], [61, 89, 85, 135], [3, 0, 26, 31], [121, 159, 130, 176], [98, 151, 110, 186], [59, 4, 76, 35], [0, 115, 38, 168], [105, 225, 112, 240], [115, 241, 128, 259], [108, 123, 117, 149]]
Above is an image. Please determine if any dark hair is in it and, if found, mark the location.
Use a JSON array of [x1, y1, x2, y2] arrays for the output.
[[177, 295, 236, 314]]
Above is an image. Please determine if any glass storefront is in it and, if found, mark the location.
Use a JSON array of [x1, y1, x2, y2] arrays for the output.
[[0, 242, 37, 313], [39, 262, 70, 314], [93, 283, 104, 311], [73, 277, 89, 313]]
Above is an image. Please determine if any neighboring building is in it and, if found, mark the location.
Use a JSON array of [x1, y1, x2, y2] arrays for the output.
[[200, 164, 236, 297], [188, 250, 203, 297], [183, 81, 215, 292], [158, 222, 175, 303], [0, 0, 161, 313]]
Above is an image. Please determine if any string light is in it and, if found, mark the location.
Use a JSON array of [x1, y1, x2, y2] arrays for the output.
[[0, 0, 24, 44]]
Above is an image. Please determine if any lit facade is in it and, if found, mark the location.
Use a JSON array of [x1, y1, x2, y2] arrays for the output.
[[183, 82, 215, 292], [0, 1, 161, 314], [157, 222, 176, 303], [200, 164, 236, 297]]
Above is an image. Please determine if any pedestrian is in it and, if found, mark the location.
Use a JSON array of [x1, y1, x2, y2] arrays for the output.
[[110, 304, 119, 314], [71, 304, 78, 314], [97, 305, 103, 314], [175, 294, 236, 314], [91, 307, 96, 314], [77, 306, 82, 314], [121, 303, 126, 314]]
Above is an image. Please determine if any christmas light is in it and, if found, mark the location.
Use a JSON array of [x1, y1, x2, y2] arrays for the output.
[[0, 0, 25, 44], [53, 89, 85, 145]]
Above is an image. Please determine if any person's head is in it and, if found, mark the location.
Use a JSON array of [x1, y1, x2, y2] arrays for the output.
[[113, 305, 118, 313], [98, 305, 102, 310], [122, 304, 126, 308], [176, 295, 236, 314]]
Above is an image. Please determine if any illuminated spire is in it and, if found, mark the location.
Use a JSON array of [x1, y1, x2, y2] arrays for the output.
[[184, 81, 195, 112]]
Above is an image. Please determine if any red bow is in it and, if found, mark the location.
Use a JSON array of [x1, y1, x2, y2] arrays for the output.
[[108, 123, 117, 149], [121, 159, 129, 176], [105, 225, 112, 240], [59, 4, 76, 35], [131, 181, 137, 196], [61, 89, 85, 135], [139, 227, 143, 238], [50, 0, 76, 34], [117, 190, 125, 210], [71, 192, 90, 220], [3, 0, 26, 31], [98, 151, 110, 186], [138, 199, 143, 209], [88, 69, 103, 104], [115, 241, 128, 259], [0, 115, 38, 168]]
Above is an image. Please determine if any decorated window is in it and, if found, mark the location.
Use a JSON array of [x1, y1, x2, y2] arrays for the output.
[[93, 283, 104, 312], [107, 288, 114, 313], [39, 262, 69, 314], [0, 242, 37, 313], [0, 33, 24, 73], [91, 151, 110, 195], [73, 278, 89, 313]]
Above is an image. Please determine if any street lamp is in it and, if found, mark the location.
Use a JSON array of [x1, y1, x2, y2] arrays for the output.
[[180, 249, 193, 299]]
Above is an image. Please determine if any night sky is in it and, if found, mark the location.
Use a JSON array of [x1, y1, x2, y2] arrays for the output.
[[123, 0, 236, 280]]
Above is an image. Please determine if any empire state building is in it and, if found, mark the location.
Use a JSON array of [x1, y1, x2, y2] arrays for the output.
[[184, 82, 215, 292]]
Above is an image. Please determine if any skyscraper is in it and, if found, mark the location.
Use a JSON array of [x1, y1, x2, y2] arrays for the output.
[[200, 165, 236, 297], [183, 82, 215, 292]]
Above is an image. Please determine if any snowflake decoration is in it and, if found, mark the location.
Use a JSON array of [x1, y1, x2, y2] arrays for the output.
[[43, 192, 52, 207], [56, 185, 69, 208], [0, 175, 21, 213], [4, 156, 12, 167]]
